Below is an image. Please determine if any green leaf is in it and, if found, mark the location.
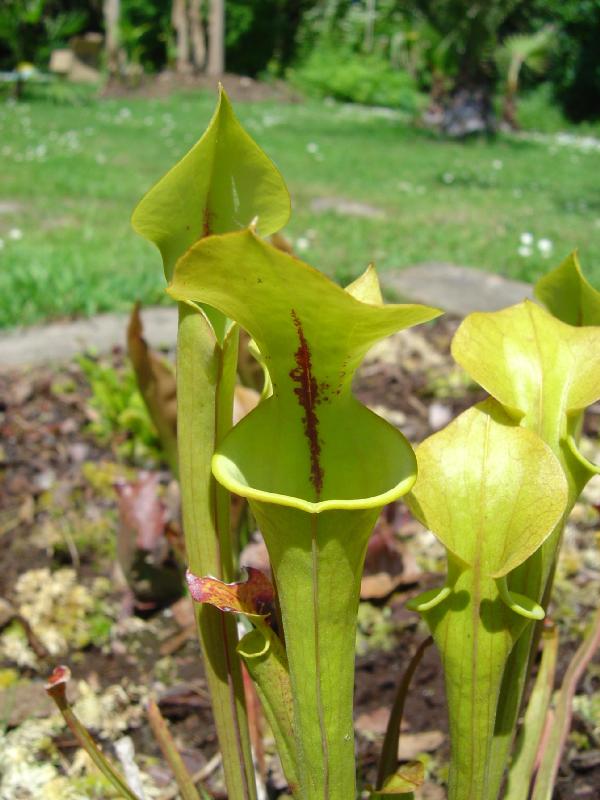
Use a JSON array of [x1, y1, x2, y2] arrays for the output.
[[452, 300, 600, 430], [168, 229, 440, 799], [534, 251, 600, 327], [168, 229, 440, 511], [407, 399, 567, 581], [453, 298, 600, 798], [131, 87, 291, 280], [370, 761, 424, 797], [132, 88, 289, 800], [344, 263, 384, 304], [406, 399, 568, 800]]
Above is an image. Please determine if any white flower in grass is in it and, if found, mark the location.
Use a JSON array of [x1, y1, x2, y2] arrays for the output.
[[8, 228, 23, 241], [537, 238, 553, 257], [306, 142, 319, 154], [520, 232, 534, 246], [518, 245, 532, 257], [296, 237, 310, 252], [492, 159, 503, 170]]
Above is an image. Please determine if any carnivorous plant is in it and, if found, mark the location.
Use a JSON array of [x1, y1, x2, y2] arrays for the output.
[[44, 90, 600, 800]]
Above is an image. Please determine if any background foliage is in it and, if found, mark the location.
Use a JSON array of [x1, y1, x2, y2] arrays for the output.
[[1, 1, 599, 122]]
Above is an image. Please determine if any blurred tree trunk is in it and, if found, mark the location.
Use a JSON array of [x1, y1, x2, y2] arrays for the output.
[[502, 91, 518, 131], [103, 0, 122, 77], [364, 0, 376, 53], [207, 0, 225, 77], [172, 0, 193, 74], [189, 0, 206, 71]]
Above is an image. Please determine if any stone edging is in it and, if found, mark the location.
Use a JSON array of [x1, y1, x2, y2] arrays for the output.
[[0, 265, 533, 369]]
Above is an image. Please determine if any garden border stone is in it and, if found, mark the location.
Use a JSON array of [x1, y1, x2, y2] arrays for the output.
[[0, 265, 534, 368], [0, 306, 177, 369], [381, 262, 534, 315]]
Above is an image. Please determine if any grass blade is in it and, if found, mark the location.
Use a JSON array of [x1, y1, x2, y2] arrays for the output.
[[504, 623, 559, 800], [531, 607, 600, 800]]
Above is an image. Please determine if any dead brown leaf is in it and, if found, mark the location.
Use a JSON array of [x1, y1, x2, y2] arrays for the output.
[[127, 303, 178, 472], [233, 385, 260, 425], [397, 730, 444, 760], [115, 472, 183, 608], [355, 706, 393, 737], [170, 596, 195, 629], [361, 516, 420, 600]]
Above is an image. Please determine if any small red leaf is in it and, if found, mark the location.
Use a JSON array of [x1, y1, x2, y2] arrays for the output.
[[186, 567, 275, 619]]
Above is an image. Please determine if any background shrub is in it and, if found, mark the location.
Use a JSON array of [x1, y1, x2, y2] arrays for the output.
[[290, 44, 424, 112]]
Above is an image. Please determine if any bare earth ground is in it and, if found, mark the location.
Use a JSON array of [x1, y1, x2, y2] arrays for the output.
[[100, 72, 300, 104], [0, 317, 599, 799]]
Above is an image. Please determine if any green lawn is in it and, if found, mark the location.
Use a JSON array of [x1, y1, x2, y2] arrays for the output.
[[1, 87, 600, 329]]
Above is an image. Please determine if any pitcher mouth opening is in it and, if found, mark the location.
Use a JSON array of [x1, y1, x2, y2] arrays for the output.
[[212, 450, 417, 514], [212, 401, 418, 515]]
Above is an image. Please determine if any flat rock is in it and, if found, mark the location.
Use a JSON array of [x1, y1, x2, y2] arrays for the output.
[[0, 201, 22, 215], [0, 264, 533, 368], [311, 196, 386, 219], [382, 262, 534, 315], [0, 306, 177, 369]]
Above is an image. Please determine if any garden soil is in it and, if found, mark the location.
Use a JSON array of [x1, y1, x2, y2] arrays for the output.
[[0, 317, 598, 798]]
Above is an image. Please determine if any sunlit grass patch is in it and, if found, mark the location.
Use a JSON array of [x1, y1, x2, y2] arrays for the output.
[[1, 89, 600, 328]]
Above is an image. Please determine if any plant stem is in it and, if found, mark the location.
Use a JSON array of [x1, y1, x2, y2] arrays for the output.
[[426, 571, 530, 800], [46, 667, 139, 800], [254, 503, 378, 800], [177, 303, 256, 800]]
